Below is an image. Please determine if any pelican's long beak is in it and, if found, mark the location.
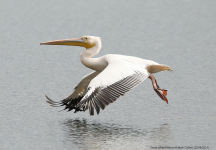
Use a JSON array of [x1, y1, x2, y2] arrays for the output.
[[40, 38, 95, 49]]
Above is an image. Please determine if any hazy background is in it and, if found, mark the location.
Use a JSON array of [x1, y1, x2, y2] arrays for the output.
[[0, 0, 215, 149]]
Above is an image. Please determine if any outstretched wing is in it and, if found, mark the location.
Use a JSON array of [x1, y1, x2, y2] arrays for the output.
[[76, 58, 150, 115], [46, 71, 99, 111]]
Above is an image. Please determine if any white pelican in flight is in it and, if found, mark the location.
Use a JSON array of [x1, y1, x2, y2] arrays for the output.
[[40, 36, 172, 116]]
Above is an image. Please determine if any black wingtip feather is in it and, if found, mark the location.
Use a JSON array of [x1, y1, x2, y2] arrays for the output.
[[45, 94, 86, 113]]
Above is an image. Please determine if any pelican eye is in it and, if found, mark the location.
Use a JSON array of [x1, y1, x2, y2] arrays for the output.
[[86, 37, 88, 39]]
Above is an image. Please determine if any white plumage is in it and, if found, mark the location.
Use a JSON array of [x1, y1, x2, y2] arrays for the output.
[[41, 36, 172, 115]]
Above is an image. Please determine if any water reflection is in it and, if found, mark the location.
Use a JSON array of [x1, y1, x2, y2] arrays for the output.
[[61, 118, 173, 150]]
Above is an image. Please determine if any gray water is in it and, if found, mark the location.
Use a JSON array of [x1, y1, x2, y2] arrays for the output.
[[0, 0, 216, 149]]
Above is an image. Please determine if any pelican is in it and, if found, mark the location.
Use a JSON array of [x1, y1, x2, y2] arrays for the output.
[[40, 36, 172, 116]]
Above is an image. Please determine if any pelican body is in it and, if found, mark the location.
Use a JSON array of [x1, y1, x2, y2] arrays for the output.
[[41, 36, 172, 116]]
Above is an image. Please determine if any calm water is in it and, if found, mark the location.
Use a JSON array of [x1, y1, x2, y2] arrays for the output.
[[0, 0, 216, 149]]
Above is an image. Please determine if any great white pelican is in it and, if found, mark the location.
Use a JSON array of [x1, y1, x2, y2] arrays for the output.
[[40, 36, 172, 116]]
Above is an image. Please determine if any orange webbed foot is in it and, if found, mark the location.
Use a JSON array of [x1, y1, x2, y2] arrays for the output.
[[148, 74, 169, 104], [155, 88, 168, 104]]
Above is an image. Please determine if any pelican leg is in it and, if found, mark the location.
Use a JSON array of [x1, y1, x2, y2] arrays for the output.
[[148, 74, 168, 104]]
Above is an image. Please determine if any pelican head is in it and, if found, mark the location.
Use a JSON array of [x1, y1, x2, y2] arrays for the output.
[[40, 35, 100, 49]]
